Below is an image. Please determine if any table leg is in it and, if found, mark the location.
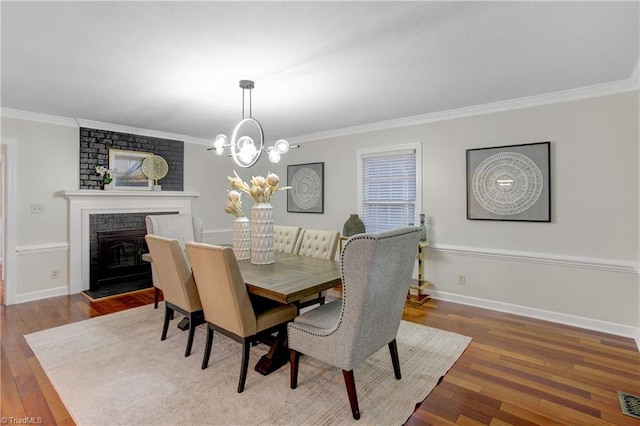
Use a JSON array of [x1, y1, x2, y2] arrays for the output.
[[254, 326, 289, 375]]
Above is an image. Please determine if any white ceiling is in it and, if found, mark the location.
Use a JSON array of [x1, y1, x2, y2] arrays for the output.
[[1, 1, 638, 144]]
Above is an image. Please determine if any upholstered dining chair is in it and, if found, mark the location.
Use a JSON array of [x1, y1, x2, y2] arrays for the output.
[[144, 234, 204, 357], [273, 225, 302, 254], [144, 214, 203, 308], [293, 228, 340, 307], [185, 241, 298, 393], [288, 226, 421, 420]]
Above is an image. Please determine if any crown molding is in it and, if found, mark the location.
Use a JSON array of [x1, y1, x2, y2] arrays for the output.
[[0, 109, 212, 146], [4, 74, 638, 147], [1, 107, 77, 127], [289, 77, 639, 144], [75, 119, 212, 146]]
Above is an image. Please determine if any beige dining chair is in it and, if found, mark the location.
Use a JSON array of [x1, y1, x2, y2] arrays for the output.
[[288, 227, 421, 420], [273, 225, 302, 254], [185, 241, 298, 393], [294, 228, 340, 308], [144, 214, 203, 308], [145, 234, 204, 357]]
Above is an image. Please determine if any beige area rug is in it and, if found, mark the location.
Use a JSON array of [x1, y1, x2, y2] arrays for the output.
[[25, 304, 471, 425]]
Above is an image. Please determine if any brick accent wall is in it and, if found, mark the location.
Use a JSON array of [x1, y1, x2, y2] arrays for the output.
[[79, 127, 184, 190]]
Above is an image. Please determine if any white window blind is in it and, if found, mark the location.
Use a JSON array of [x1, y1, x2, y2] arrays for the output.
[[360, 148, 417, 233]]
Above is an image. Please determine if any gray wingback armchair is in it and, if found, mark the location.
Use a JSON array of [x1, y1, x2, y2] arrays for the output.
[[288, 226, 421, 420]]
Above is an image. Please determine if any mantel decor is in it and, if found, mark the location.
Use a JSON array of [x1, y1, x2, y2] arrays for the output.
[[287, 162, 324, 214], [141, 154, 169, 191], [109, 149, 153, 191], [466, 141, 550, 222]]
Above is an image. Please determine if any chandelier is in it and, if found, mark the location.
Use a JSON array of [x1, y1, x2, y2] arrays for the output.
[[209, 80, 297, 168]]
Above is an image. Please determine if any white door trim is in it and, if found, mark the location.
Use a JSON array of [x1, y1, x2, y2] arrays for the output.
[[2, 137, 17, 305]]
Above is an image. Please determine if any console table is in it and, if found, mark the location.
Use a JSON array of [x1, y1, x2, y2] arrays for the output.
[[340, 236, 431, 305]]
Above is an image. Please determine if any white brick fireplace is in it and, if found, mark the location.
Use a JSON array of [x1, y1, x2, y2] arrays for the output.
[[61, 190, 199, 294]]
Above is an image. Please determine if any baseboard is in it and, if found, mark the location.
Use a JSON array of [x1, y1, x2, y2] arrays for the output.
[[15, 285, 69, 304], [430, 290, 639, 348]]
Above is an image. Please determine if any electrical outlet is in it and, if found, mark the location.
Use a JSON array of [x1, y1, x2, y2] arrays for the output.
[[51, 270, 59, 279], [457, 274, 466, 285], [30, 204, 45, 214]]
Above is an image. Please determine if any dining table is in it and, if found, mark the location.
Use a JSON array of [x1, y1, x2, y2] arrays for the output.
[[237, 251, 342, 375]]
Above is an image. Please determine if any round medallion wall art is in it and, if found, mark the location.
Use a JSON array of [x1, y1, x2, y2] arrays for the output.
[[287, 162, 324, 213], [466, 142, 551, 222], [291, 168, 321, 209]]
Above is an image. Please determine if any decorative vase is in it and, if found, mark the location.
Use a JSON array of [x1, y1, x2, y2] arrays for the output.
[[419, 213, 428, 242], [342, 214, 365, 237], [153, 184, 162, 191], [232, 217, 251, 260], [251, 203, 274, 265], [103, 183, 112, 191]]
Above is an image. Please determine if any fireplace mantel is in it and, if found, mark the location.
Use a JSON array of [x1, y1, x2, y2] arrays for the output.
[[60, 189, 199, 294], [60, 190, 200, 199]]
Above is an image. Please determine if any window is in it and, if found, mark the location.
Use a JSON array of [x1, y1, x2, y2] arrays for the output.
[[357, 143, 421, 233]]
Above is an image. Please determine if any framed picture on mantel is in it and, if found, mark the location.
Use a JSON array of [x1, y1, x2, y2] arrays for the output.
[[109, 149, 153, 191], [287, 162, 324, 213]]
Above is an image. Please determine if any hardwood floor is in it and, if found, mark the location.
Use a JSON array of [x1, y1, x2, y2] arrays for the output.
[[1, 289, 638, 425]]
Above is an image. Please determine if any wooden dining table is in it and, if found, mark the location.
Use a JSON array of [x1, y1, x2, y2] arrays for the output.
[[238, 252, 342, 304], [237, 252, 342, 375]]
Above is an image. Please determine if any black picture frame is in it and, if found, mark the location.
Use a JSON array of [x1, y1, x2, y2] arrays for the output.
[[466, 141, 551, 222], [287, 162, 324, 213]]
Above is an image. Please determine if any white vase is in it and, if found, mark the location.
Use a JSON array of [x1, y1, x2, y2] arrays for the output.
[[251, 202, 274, 265], [232, 217, 251, 260], [103, 183, 112, 191]]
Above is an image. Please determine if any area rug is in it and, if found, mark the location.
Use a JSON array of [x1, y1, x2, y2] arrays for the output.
[[25, 304, 471, 425]]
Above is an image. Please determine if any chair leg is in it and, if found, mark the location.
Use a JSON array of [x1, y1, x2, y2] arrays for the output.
[[185, 312, 197, 357], [237, 338, 251, 393], [290, 349, 300, 389], [201, 325, 214, 370], [154, 287, 160, 309], [161, 304, 173, 341], [388, 339, 401, 380], [342, 369, 360, 420]]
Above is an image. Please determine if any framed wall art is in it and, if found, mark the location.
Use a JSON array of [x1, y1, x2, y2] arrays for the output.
[[287, 162, 324, 213], [466, 141, 550, 222], [109, 149, 153, 190]]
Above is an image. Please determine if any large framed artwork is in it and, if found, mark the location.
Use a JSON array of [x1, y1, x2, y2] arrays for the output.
[[466, 141, 550, 222], [287, 162, 324, 213], [109, 149, 153, 190]]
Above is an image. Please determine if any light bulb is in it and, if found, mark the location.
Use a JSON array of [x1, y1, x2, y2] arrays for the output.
[[215, 147, 225, 156], [239, 141, 258, 163], [274, 139, 289, 154], [268, 148, 281, 163], [237, 136, 254, 150], [214, 134, 228, 149]]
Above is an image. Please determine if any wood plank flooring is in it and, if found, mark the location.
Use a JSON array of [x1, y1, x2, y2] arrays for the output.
[[2, 289, 638, 425]]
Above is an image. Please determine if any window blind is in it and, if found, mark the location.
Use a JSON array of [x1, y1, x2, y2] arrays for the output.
[[361, 150, 416, 233]]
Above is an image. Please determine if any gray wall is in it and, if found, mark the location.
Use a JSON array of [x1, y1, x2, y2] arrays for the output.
[[2, 90, 639, 340]]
